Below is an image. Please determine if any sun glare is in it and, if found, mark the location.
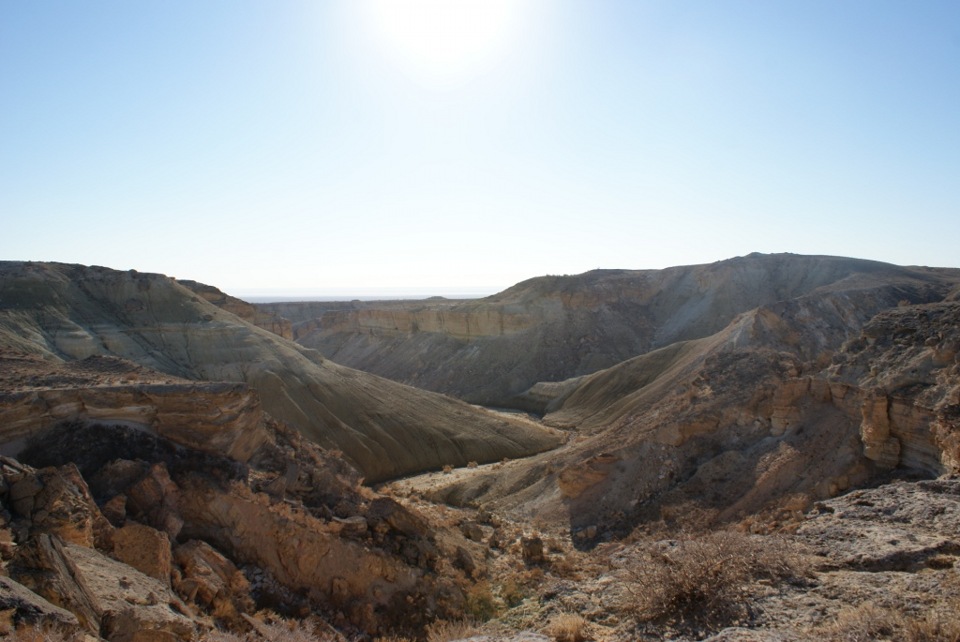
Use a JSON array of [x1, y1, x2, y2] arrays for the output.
[[361, 0, 525, 86]]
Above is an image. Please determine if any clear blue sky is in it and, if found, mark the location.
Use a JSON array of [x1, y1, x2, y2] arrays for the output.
[[2, 1, 958, 297]]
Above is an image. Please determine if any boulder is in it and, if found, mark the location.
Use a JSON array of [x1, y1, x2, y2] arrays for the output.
[[112, 523, 172, 585]]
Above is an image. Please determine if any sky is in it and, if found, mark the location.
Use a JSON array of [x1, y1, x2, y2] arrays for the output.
[[2, 1, 958, 297]]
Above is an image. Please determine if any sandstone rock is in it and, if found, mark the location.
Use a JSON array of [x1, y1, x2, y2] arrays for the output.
[[177, 279, 293, 341], [0, 383, 268, 463], [7, 463, 113, 550], [282, 254, 960, 407], [10, 534, 195, 640], [520, 536, 545, 564], [176, 474, 422, 630], [126, 463, 183, 541], [0, 575, 79, 630], [173, 539, 252, 624], [460, 521, 484, 542], [112, 523, 172, 585], [859, 391, 901, 468]]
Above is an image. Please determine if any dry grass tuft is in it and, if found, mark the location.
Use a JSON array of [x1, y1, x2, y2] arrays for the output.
[[816, 601, 960, 642], [545, 613, 590, 642], [424, 619, 481, 642], [624, 530, 810, 632]]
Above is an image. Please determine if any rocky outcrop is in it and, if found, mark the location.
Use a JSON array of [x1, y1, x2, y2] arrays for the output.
[[0, 410, 488, 639], [797, 477, 960, 572], [11, 534, 196, 640], [0, 575, 80, 631]]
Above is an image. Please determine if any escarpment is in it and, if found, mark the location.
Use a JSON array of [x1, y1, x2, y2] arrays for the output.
[[279, 253, 960, 406]]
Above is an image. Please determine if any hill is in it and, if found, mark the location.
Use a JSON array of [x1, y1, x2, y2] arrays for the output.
[[0, 261, 562, 482], [273, 253, 959, 407]]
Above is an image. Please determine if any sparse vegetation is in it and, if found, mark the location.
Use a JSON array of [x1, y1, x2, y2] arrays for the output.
[[197, 615, 345, 642], [424, 619, 481, 642], [815, 601, 960, 642], [463, 581, 499, 621], [545, 613, 590, 642], [623, 530, 810, 633]]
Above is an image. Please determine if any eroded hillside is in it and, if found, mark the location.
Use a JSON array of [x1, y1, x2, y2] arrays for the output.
[[0, 262, 561, 482], [271, 253, 959, 407]]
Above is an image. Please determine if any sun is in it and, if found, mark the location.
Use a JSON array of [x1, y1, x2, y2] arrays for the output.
[[360, 0, 525, 86]]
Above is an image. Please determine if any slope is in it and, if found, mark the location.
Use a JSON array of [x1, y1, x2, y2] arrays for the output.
[[283, 253, 958, 406], [0, 262, 562, 482], [396, 266, 960, 544]]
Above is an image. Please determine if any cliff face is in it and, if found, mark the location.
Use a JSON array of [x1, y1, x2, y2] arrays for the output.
[[411, 288, 960, 546], [279, 254, 960, 406], [0, 262, 562, 482], [0, 382, 267, 463]]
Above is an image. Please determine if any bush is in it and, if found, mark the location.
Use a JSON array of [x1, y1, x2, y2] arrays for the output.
[[463, 582, 499, 621], [624, 531, 809, 633]]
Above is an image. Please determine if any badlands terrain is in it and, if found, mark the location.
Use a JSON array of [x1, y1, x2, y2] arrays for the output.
[[1, 253, 959, 641]]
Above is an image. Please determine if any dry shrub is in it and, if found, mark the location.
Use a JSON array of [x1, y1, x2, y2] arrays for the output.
[[624, 530, 809, 632], [545, 613, 589, 642], [500, 575, 527, 608], [818, 602, 960, 642], [424, 619, 480, 642], [463, 581, 499, 621]]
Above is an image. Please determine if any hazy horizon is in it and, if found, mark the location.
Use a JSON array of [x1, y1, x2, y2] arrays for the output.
[[3, 1, 958, 293], [236, 287, 499, 303]]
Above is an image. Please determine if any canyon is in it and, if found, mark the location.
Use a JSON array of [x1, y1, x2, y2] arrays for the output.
[[1, 254, 959, 641]]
